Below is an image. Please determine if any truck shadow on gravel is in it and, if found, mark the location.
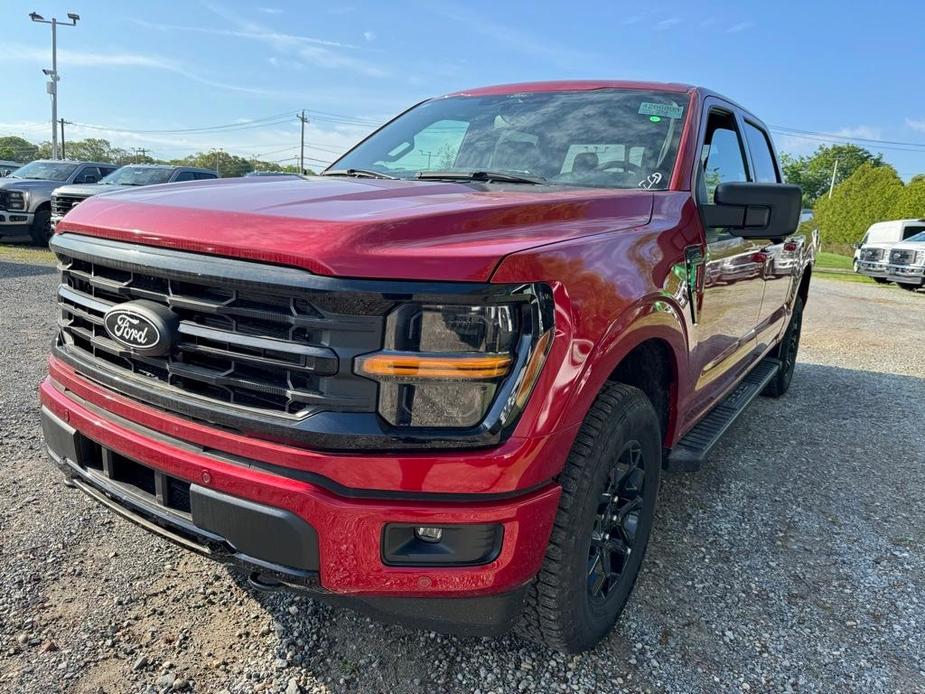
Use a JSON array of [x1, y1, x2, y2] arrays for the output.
[[228, 361, 924, 693], [0, 260, 57, 278]]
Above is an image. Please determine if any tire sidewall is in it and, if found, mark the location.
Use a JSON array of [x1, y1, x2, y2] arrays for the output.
[[30, 209, 51, 246], [561, 397, 662, 648]]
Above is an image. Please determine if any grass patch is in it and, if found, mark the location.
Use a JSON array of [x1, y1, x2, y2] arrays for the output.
[[816, 251, 855, 271], [815, 270, 876, 284], [0, 242, 55, 265]]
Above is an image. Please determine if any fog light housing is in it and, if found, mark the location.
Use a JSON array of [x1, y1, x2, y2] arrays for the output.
[[382, 523, 503, 566]]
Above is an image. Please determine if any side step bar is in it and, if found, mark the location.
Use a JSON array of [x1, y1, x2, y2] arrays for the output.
[[666, 358, 781, 472]]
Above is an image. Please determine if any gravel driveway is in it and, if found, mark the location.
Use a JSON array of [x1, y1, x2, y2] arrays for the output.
[[1, 250, 923, 694]]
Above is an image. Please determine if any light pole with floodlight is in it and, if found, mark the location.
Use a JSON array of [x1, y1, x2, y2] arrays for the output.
[[29, 11, 80, 160]]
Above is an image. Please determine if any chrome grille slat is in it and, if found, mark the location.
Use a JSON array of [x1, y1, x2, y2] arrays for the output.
[[53, 240, 383, 419]]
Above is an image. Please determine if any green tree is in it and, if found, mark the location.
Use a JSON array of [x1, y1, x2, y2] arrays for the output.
[[813, 163, 904, 248], [892, 176, 925, 219], [0, 136, 39, 163], [781, 144, 884, 207]]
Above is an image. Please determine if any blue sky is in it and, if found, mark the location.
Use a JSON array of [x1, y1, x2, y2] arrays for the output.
[[3, 0, 924, 177]]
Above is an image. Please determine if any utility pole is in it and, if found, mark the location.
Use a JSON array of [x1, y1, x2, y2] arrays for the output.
[[419, 149, 434, 169], [214, 149, 223, 177], [59, 118, 70, 159], [132, 147, 149, 163], [827, 158, 840, 199], [297, 111, 309, 174], [30, 11, 80, 160]]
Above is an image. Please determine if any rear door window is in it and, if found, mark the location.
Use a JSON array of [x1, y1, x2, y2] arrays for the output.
[[744, 122, 779, 183]]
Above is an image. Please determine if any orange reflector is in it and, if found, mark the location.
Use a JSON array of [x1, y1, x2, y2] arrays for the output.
[[358, 352, 513, 379], [513, 330, 552, 408]]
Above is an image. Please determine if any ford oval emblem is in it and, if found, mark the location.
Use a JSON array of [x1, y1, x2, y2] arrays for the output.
[[103, 300, 179, 355]]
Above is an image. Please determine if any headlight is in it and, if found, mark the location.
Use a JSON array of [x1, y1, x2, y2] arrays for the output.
[[5, 191, 26, 211], [355, 284, 553, 429]]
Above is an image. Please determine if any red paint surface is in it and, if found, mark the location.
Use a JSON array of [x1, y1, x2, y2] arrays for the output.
[[41, 378, 559, 596], [44, 82, 807, 598]]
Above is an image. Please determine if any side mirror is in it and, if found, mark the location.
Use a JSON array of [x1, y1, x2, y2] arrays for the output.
[[702, 182, 802, 240]]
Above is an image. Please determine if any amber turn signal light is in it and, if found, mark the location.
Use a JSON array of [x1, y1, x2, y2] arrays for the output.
[[356, 352, 513, 380]]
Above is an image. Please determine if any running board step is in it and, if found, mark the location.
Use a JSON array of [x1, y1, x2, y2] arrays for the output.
[[666, 358, 781, 472]]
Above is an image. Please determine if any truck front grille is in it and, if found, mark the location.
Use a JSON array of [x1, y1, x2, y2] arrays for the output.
[[53, 236, 384, 419], [52, 193, 89, 218]]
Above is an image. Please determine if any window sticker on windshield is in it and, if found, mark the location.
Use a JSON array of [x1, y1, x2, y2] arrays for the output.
[[638, 102, 684, 119]]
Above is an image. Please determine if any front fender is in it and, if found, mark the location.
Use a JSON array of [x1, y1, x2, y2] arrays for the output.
[[559, 293, 691, 443]]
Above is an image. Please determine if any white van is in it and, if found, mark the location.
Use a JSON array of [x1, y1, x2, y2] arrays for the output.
[[855, 219, 925, 282]]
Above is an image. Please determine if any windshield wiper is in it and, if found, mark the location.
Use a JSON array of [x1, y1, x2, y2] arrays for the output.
[[416, 170, 546, 185], [321, 168, 397, 180]]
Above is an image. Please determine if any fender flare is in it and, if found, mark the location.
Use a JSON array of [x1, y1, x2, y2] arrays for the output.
[[559, 293, 691, 444]]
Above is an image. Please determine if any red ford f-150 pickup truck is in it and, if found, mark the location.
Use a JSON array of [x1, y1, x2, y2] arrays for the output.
[[40, 81, 812, 653]]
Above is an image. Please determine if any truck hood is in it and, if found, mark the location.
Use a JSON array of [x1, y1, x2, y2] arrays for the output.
[[0, 178, 58, 195], [54, 183, 131, 197], [56, 176, 654, 281]]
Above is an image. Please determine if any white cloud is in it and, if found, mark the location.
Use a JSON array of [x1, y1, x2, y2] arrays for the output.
[[656, 17, 682, 30], [258, 7, 283, 14], [726, 22, 755, 33], [1, 43, 289, 98], [0, 117, 373, 166], [423, 5, 597, 67], [196, 3, 388, 77], [906, 118, 925, 133], [363, 31, 376, 42], [774, 125, 885, 157], [833, 125, 883, 141]]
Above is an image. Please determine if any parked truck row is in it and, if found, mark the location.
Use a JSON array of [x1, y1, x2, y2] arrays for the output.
[[0, 161, 217, 245], [854, 218, 925, 291]]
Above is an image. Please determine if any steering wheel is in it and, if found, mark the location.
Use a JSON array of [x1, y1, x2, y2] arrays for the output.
[[595, 160, 643, 175]]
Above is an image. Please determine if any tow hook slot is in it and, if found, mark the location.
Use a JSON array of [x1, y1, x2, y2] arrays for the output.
[[248, 572, 284, 592]]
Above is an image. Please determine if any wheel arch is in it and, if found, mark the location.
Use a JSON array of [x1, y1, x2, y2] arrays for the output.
[[560, 297, 690, 449]]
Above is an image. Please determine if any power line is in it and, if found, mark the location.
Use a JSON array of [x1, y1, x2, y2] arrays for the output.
[[68, 111, 299, 135], [771, 126, 925, 152]]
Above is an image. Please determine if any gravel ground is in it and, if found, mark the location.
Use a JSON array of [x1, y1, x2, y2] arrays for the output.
[[1, 248, 923, 694]]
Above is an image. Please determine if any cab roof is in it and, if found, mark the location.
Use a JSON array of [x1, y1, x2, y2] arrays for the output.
[[447, 80, 697, 97]]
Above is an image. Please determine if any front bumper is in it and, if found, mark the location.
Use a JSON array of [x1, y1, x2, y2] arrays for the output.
[[0, 209, 33, 234], [857, 260, 889, 278], [886, 264, 925, 284], [39, 371, 561, 633]]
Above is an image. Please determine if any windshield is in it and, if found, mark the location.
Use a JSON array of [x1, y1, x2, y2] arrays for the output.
[[904, 231, 925, 243], [10, 161, 79, 181], [331, 89, 689, 190], [100, 167, 173, 186]]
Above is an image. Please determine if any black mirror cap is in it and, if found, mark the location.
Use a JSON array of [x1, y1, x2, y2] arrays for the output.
[[706, 182, 802, 240]]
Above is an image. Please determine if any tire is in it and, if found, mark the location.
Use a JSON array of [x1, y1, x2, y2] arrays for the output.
[[516, 383, 661, 653], [29, 208, 52, 246], [762, 296, 803, 397], [898, 283, 920, 292], [873, 277, 890, 285]]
